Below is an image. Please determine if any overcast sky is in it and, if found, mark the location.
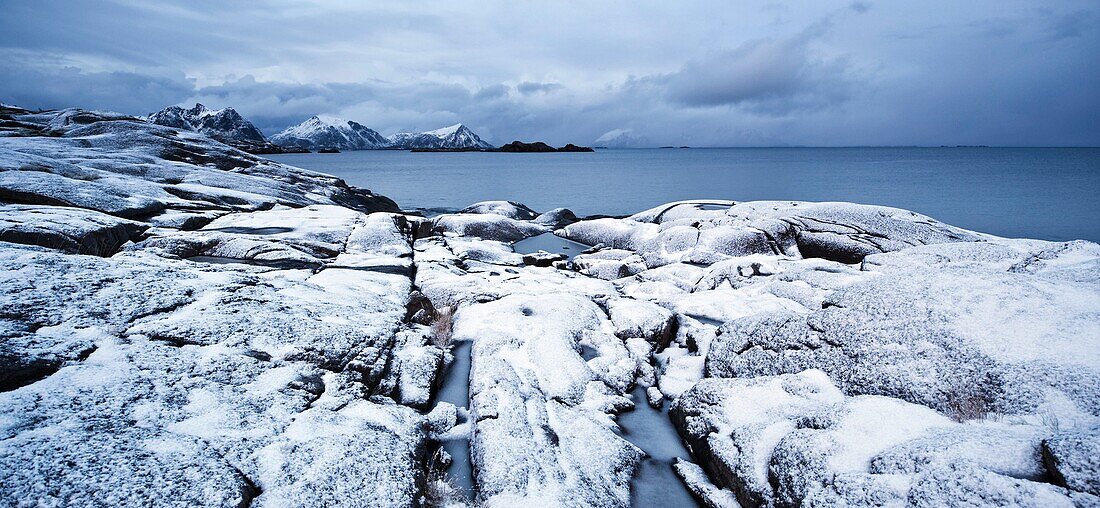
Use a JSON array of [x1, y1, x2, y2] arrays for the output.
[[2, 0, 1097, 146]]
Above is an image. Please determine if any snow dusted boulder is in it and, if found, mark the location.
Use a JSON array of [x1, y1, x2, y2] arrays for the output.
[[534, 207, 579, 228], [453, 293, 642, 506], [604, 297, 677, 347], [670, 370, 845, 507], [521, 249, 566, 267], [253, 399, 427, 508], [458, 200, 538, 220], [558, 217, 659, 251], [139, 204, 369, 267], [1042, 426, 1100, 497], [0, 339, 321, 507], [572, 248, 647, 280], [558, 200, 979, 268], [432, 213, 547, 242], [804, 462, 1092, 508], [705, 238, 1100, 419], [767, 395, 955, 506], [0, 108, 398, 218], [672, 369, 1085, 508], [0, 204, 146, 255], [674, 459, 741, 508]]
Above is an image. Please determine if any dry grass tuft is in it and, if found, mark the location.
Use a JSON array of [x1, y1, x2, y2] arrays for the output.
[[423, 448, 469, 507], [429, 306, 454, 348], [945, 387, 993, 422]]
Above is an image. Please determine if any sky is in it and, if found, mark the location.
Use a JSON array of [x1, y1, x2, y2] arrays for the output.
[[1, 0, 1098, 147]]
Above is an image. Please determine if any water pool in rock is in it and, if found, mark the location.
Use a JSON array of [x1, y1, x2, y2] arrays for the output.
[[618, 385, 700, 507], [512, 232, 590, 261], [435, 340, 474, 498]]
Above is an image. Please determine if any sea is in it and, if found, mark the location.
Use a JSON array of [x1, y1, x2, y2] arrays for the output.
[[269, 147, 1100, 242]]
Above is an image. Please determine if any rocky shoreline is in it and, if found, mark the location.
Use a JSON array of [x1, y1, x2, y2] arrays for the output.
[[1, 107, 1097, 507]]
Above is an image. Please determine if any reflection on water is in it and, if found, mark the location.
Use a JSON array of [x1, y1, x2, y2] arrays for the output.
[[512, 232, 590, 261]]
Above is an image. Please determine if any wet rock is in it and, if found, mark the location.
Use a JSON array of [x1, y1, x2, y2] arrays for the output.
[[521, 249, 566, 267]]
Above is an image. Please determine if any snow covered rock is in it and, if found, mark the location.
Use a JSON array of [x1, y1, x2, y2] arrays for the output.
[[432, 213, 548, 242], [459, 200, 538, 220], [672, 369, 1087, 508], [521, 250, 567, 267], [0, 108, 398, 216], [0, 204, 146, 255], [271, 115, 391, 151], [454, 293, 642, 506], [604, 297, 677, 346], [670, 370, 846, 507], [558, 201, 979, 267], [705, 238, 1100, 419], [534, 207, 580, 228], [1042, 426, 1100, 497]]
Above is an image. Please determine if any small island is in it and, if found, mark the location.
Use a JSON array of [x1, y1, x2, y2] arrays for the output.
[[494, 141, 594, 152]]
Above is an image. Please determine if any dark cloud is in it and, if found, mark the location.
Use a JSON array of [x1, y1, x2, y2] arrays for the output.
[[0, 0, 1096, 146], [0, 60, 194, 114], [516, 82, 563, 95], [663, 21, 855, 115]]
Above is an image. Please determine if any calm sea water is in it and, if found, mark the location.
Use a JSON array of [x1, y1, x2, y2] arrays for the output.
[[269, 148, 1100, 242]]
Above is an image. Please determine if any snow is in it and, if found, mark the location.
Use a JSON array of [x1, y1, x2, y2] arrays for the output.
[[424, 123, 464, 137], [2, 108, 1099, 508]]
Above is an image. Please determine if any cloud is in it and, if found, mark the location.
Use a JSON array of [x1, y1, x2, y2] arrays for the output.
[[1, 1, 1097, 146], [0, 56, 194, 114], [663, 13, 859, 115], [516, 81, 563, 95]]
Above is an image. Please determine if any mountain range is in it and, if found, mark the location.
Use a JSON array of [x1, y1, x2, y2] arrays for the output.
[[272, 117, 492, 151], [146, 103, 297, 154], [270, 115, 391, 151], [148, 103, 494, 153]]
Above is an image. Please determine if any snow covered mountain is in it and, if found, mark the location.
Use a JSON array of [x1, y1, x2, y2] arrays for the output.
[[146, 103, 291, 154], [271, 116, 391, 151], [390, 123, 493, 149], [594, 128, 649, 148]]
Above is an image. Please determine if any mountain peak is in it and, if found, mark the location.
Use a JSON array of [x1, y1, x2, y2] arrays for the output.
[[271, 115, 389, 150], [147, 103, 266, 144]]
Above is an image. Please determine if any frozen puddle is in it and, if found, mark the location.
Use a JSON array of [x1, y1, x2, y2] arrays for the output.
[[619, 385, 700, 507], [513, 232, 589, 261], [436, 340, 475, 498]]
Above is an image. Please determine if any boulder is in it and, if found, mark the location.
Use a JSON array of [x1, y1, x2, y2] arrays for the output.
[[0, 204, 146, 256], [705, 239, 1100, 419], [458, 200, 538, 220], [432, 213, 547, 242], [534, 207, 579, 228], [1042, 426, 1100, 497]]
